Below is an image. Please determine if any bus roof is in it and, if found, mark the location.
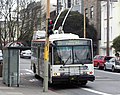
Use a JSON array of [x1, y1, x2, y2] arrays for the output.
[[32, 33, 92, 42], [49, 33, 79, 41], [32, 30, 46, 40]]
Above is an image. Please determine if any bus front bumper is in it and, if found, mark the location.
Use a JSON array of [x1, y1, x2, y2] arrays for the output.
[[52, 75, 95, 83]]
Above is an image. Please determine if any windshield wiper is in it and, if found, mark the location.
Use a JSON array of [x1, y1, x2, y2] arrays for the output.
[[74, 52, 86, 65], [74, 52, 81, 63], [74, 52, 91, 65], [63, 55, 71, 66]]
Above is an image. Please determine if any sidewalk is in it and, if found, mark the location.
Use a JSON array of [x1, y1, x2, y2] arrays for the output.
[[0, 75, 59, 95]]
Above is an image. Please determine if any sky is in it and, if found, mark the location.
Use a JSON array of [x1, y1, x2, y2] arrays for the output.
[[36, 0, 57, 4], [50, 0, 57, 4]]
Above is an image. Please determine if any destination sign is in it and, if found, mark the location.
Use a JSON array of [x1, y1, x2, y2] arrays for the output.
[[54, 39, 91, 46]]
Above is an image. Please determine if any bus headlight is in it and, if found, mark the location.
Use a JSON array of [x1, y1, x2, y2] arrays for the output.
[[53, 72, 60, 76]]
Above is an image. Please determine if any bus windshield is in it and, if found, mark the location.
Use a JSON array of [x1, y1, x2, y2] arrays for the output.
[[53, 45, 92, 65]]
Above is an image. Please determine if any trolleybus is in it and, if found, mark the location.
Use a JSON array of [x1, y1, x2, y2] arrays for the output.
[[31, 32, 95, 85]]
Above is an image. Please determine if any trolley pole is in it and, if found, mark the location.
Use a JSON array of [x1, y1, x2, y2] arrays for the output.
[[43, 0, 50, 92]]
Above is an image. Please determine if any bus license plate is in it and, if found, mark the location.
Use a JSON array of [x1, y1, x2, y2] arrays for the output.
[[80, 66, 88, 70]]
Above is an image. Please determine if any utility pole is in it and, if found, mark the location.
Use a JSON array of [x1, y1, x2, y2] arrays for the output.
[[81, 0, 84, 14], [84, 0, 86, 38], [84, 10, 86, 38], [43, 0, 50, 92], [57, 0, 59, 15], [106, 0, 110, 56], [0, 22, 2, 50], [17, 0, 19, 39]]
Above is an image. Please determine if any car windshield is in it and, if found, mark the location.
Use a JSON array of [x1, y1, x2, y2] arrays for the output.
[[105, 57, 113, 61], [53, 45, 92, 65]]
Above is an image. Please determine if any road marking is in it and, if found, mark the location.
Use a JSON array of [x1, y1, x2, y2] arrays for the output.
[[96, 78, 112, 81], [6, 92, 24, 95], [20, 69, 33, 73], [20, 69, 34, 76], [20, 73, 31, 76], [24, 69, 33, 73], [82, 88, 112, 95], [29, 79, 39, 82], [95, 69, 120, 75], [0, 87, 14, 90], [95, 76, 112, 81]]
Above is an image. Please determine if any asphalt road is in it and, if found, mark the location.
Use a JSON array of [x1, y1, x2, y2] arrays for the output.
[[20, 58, 120, 95]]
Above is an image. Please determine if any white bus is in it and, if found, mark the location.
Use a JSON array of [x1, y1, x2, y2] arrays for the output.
[[31, 32, 95, 85]]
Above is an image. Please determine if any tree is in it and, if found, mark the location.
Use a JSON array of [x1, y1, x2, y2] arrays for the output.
[[0, 0, 16, 46], [17, 1, 45, 46], [0, 0, 36, 47], [54, 10, 97, 42], [0, 0, 26, 42], [112, 35, 120, 53]]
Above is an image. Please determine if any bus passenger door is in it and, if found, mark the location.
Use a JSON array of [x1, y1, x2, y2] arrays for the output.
[[37, 46, 40, 75], [48, 46, 52, 83]]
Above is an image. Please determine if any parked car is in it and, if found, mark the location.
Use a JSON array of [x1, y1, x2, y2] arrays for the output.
[[93, 55, 113, 69], [104, 57, 120, 72], [20, 50, 31, 58], [0, 50, 3, 64]]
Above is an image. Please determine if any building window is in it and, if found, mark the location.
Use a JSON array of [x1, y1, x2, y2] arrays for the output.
[[58, 1, 62, 11], [68, 0, 71, 8], [61, 0, 63, 4], [110, 2, 113, 18], [110, 26, 112, 41], [104, 27, 107, 42], [103, 4, 107, 19], [75, 0, 79, 5], [90, 6, 94, 19]]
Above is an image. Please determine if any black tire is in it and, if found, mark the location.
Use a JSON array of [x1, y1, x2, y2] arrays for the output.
[[33, 64, 36, 73], [112, 66, 115, 72], [80, 81, 87, 86], [104, 65, 106, 71], [97, 63, 99, 67], [98, 63, 101, 69], [35, 74, 41, 79]]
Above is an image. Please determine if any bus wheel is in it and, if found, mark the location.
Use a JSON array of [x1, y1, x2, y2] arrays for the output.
[[35, 74, 41, 79], [33, 64, 36, 73], [80, 81, 87, 86]]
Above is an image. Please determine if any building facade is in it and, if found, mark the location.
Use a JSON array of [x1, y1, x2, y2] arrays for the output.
[[20, 1, 46, 32], [100, 0, 120, 56], [84, 0, 101, 55], [57, 0, 84, 13]]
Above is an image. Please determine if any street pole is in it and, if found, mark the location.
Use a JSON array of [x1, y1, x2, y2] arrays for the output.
[[84, 0, 86, 38], [0, 22, 2, 50], [81, 0, 84, 15], [57, 0, 59, 15], [43, 0, 50, 92], [84, 11, 86, 38], [17, 0, 19, 39], [106, 0, 110, 56]]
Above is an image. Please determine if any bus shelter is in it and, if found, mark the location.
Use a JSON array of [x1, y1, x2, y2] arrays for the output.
[[3, 47, 20, 87], [2, 45, 31, 87]]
